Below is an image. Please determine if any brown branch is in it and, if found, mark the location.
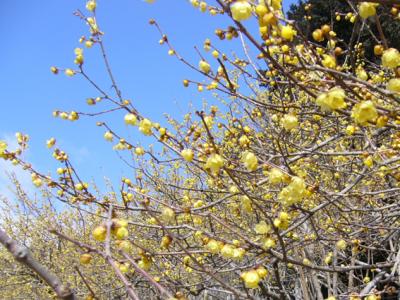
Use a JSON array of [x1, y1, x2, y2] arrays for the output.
[[0, 228, 78, 300]]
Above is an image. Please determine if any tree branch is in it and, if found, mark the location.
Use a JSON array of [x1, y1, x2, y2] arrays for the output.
[[0, 228, 78, 300]]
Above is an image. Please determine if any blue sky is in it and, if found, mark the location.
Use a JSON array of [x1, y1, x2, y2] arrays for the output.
[[0, 0, 296, 198]]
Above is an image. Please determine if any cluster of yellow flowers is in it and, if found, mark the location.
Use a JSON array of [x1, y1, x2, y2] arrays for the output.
[[278, 176, 307, 206], [241, 267, 268, 288], [316, 87, 346, 112]]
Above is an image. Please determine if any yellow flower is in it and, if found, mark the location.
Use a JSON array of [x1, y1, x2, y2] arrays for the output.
[[278, 176, 307, 206], [364, 156, 373, 168], [271, 0, 282, 11], [181, 149, 194, 162], [86, 0, 96, 11], [199, 60, 211, 74], [230, 1, 252, 22], [387, 78, 400, 93], [263, 237, 276, 249], [382, 48, 400, 69], [256, 267, 268, 278], [356, 68, 368, 81], [351, 100, 378, 125], [241, 151, 258, 171], [92, 226, 107, 242], [239, 135, 250, 147], [346, 125, 356, 135], [115, 227, 129, 240], [312, 29, 324, 42], [281, 114, 298, 130], [254, 221, 271, 234], [241, 270, 261, 289], [135, 147, 145, 156], [336, 239, 347, 250], [104, 131, 113, 141], [359, 2, 378, 19], [220, 244, 234, 258], [205, 153, 224, 174], [269, 168, 285, 184], [162, 207, 175, 222], [280, 25, 296, 41], [233, 247, 246, 260], [316, 87, 346, 112], [0, 140, 7, 157], [46, 138, 56, 148], [124, 113, 138, 126], [80, 253, 92, 265], [322, 54, 336, 69], [324, 252, 333, 264], [255, 4, 267, 17], [65, 68, 75, 76], [206, 239, 220, 254], [139, 118, 152, 136]]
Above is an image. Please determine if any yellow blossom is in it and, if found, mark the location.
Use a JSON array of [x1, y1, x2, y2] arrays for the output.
[[278, 176, 307, 206], [280, 25, 296, 41], [230, 1, 252, 22], [336, 239, 347, 250], [206, 239, 220, 253], [316, 87, 346, 112], [124, 113, 137, 126], [359, 2, 378, 19], [241, 270, 261, 289], [241, 151, 258, 171], [269, 168, 285, 184], [364, 156, 373, 168], [0, 141, 7, 157], [281, 114, 298, 130], [86, 0, 96, 11], [92, 226, 106, 242], [135, 147, 145, 156], [322, 54, 336, 69], [220, 244, 234, 258], [181, 149, 194, 162], [387, 78, 400, 93], [162, 207, 175, 222], [104, 131, 113, 141], [205, 153, 224, 174], [139, 118, 152, 136], [254, 221, 270, 234], [382, 48, 400, 69], [199, 60, 211, 74], [65, 68, 75, 76], [351, 100, 378, 125]]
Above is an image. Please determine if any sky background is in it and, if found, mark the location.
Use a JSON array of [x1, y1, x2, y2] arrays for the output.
[[0, 0, 296, 201]]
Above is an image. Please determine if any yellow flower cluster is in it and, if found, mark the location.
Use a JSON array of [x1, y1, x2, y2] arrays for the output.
[[241, 267, 268, 288], [382, 48, 400, 69], [139, 118, 152, 136], [316, 87, 346, 112], [0, 140, 7, 158], [181, 149, 194, 162], [230, 0, 252, 22], [281, 114, 298, 131], [241, 151, 258, 171], [387, 78, 400, 93], [358, 2, 378, 19], [278, 176, 307, 206], [351, 100, 378, 125], [205, 153, 224, 174]]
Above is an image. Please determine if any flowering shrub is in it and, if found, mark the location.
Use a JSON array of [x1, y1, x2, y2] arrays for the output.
[[1, 1, 400, 299]]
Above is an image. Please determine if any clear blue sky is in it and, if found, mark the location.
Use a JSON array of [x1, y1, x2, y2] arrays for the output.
[[0, 0, 296, 197]]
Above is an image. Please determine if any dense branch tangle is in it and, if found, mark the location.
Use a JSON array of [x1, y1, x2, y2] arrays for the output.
[[1, 0, 400, 299]]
